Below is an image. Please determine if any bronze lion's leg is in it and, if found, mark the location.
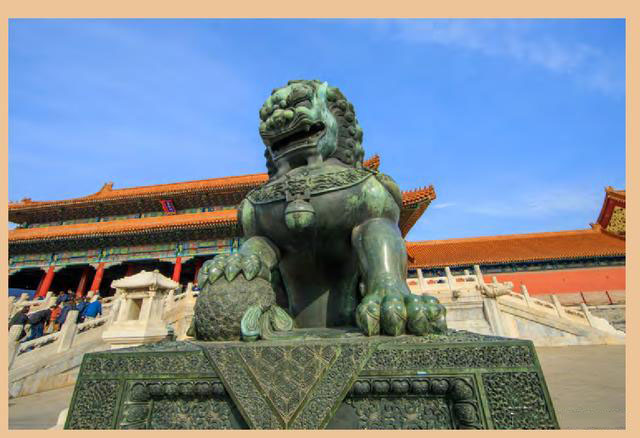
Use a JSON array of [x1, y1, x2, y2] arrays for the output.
[[352, 218, 447, 336]]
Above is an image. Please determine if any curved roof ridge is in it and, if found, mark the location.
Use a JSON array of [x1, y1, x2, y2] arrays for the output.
[[9, 173, 269, 209], [10, 155, 386, 210], [362, 154, 380, 170], [402, 185, 436, 204], [106, 172, 268, 193], [8, 209, 239, 242], [407, 228, 599, 246]]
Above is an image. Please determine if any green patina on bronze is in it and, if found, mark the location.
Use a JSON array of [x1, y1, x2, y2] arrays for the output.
[[192, 80, 446, 341], [64, 331, 559, 430]]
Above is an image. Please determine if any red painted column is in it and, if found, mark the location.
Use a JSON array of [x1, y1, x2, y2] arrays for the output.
[[75, 266, 90, 297], [37, 266, 56, 298], [194, 259, 203, 285], [172, 257, 182, 283], [126, 264, 135, 277], [35, 270, 45, 297], [90, 262, 106, 293]]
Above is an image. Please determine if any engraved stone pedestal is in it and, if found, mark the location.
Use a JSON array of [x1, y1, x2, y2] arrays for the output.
[[65, 330, 559, 430]]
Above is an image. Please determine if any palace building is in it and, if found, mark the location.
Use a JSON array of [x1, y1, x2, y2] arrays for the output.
[[8, 156, 432, 297], [406, 187, 625, 305], [8, 155, 625, 305]]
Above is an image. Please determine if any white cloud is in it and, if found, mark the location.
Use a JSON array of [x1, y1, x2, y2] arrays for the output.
[[460, 186, 601, 218], [373, 19, 623, 96], [432, 202, 457, 209]]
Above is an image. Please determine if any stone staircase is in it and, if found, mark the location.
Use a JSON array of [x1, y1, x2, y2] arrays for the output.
[[407, 265, 625, 346], [9, 308, 113, 398]]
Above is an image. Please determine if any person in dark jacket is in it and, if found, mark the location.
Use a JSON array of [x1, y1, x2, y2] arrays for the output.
[[56, 299, 77, 327], [9, 306, 30, 340], [75, 297, 88, 323], [56, 290, 72, 306], [24, 306, 56, 341]]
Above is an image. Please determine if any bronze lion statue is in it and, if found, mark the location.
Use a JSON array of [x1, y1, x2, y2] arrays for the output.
[[190, 80, 446, 341]]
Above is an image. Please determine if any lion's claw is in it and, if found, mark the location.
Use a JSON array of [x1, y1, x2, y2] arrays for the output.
[[224, 254, 243, 281], [381, 294, 407, 336], [241, 254, 261, 281], [356, 293, 447, 336], [198, 253, 267, 288], [355, 295, 382, 336]]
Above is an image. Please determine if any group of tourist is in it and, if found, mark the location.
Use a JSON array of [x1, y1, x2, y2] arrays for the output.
[[8, 290, 103, 343]]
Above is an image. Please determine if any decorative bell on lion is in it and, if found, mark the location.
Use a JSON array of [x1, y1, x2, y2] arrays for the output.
[[284, 198, 316, 231]]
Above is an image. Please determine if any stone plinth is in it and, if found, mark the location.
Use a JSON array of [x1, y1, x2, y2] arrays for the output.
[[102, 270, 178, 350], [65, 329, 558, 430]]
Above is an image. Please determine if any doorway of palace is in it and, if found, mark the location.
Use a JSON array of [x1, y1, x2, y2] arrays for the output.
[[49, 265, 96, 296], [9, 267, 45, 293]]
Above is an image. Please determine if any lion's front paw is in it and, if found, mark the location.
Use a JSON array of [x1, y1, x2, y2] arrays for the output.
[[356, 293, 447, 336], [197, 252, 267, 287]]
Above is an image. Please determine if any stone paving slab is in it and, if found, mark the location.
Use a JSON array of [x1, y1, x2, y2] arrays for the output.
[[8, 344, 625, 429], [536, 345, 625, 429], [8, 384, 75, 429]]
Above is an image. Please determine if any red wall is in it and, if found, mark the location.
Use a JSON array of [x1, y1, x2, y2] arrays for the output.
[[486, 267, 625, 296]]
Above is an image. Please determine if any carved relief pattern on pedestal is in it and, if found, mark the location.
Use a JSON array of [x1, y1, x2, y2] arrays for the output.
[[482, 372, 557, 429], [290, 342, 372, 429], [66, 379, 122, 429], [64, 337, 557, 430], [82, 350, 213, 377], [117, 379, 244, 430], [206, 346, 281, 429], [340, 376, 484, 429], [365, 343, 533, 371], [238, 344, 336, 423], [207, 340, 374, 429], [345, 397, 452, 429]]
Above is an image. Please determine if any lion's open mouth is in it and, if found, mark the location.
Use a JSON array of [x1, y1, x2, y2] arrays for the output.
[[270, 122, 325, 156]]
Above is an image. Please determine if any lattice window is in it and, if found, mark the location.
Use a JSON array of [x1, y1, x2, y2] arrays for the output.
[[606, 206, 625, 234]]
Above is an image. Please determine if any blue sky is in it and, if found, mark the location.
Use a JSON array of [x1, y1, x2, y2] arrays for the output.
[[8, 19, 625, 241]]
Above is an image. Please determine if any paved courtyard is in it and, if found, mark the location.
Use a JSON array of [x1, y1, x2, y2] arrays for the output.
[[8, 344, 625, 429], [536, 344, 625, 429]]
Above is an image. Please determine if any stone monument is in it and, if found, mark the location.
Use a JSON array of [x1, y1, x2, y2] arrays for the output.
[[101, 270, 177, 349], [64, 80, 558, 429]]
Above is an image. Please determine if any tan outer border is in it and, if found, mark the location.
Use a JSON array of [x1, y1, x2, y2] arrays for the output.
[[1, 2, 637, 434]]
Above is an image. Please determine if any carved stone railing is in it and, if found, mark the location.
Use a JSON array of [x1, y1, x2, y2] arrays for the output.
[[76, 316, 109, 334], [410, 264, 623, 341], [500, 286, 582, 322], [9, 291, 118, 321], [9, 292, 57, 319], [164, 283, 199, 307], [497, 285, 623, 337], [9, 309, 111, 370], [163, 282, 198, 339], [15, 330, 61, 357]]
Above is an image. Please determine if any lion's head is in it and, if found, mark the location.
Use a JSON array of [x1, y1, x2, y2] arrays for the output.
[[259, 80, 364, 178]]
